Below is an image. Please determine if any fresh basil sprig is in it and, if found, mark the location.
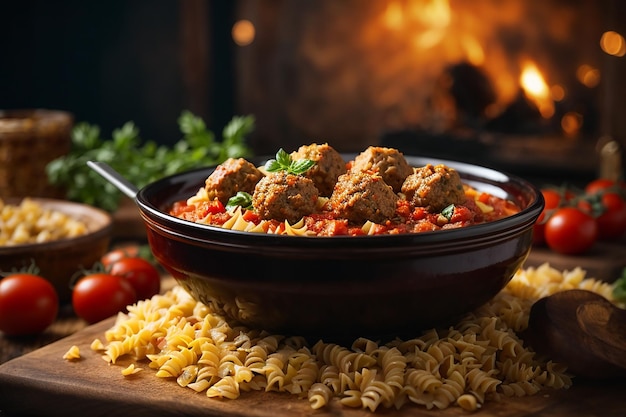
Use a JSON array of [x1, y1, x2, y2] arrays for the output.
[[226, 191, 253, 211], [264, 148, 315, 175]]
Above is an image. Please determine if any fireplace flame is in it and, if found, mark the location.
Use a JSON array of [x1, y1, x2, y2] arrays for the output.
[[384, 0, 451, 49], [520, 61, 554, 119]]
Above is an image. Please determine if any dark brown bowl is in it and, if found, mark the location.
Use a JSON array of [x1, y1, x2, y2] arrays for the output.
[[135, 156, 543, 342]]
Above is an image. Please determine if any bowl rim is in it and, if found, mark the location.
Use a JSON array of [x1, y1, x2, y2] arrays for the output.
[[0, 197, 113, 254], [134, 154, 545, 247]]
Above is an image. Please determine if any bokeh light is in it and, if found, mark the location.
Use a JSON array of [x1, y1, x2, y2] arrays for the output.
[[232, 20, 255, 46]]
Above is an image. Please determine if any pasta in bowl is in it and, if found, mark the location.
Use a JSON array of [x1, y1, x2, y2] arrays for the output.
[[0, 198, 113, 303], [126, 146, 543, 341]]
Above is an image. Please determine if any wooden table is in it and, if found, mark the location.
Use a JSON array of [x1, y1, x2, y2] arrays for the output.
[[0, 304, 87, 365], [1, 315, 625, 417]]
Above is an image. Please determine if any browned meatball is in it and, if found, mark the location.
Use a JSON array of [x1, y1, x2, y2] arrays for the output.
[[329, 171, 399, 224], [350, 146, 413, 192], [204, 158, 264, 204], [252, 171, 319, 224], [291, 143, 347, 196], [401, 164, 466, 212]]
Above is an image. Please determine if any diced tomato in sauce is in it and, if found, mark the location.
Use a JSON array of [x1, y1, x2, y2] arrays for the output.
[[169, 188, 520, 236]]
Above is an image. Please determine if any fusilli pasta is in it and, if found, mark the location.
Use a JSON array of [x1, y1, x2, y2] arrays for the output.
[[82, 263, 620, 412]]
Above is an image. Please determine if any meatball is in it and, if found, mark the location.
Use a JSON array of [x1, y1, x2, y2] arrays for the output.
[[401, 164, 466, 212], [290, 143, 346, 196], [204, 158, 264, 204], [252, 171, 319, 224], [350, 146, 413, 193], [329, 171, 399, 224]]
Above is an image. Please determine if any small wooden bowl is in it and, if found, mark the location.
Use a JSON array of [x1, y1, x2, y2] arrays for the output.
[[0, 198, 113, 303]]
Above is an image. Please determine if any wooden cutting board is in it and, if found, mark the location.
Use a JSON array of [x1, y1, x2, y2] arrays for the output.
[[0, 318, 625, 417], [526, 238, 626, 283]]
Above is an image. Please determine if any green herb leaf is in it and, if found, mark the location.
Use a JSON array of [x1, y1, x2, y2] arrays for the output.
[[46, 111, 254, 212], [264, 148, 315, 175], [290, 159, 316, 175], [264, 159, 283, 173], [226, 191, 253, 211], [276, 149, 292, 167], [613, 268, 626, 304], [441, 204, 455, 220]]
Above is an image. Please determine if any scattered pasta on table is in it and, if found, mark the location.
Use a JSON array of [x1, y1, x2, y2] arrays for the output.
[[72, 263, 622, 412], [62, 345, 81, 361]]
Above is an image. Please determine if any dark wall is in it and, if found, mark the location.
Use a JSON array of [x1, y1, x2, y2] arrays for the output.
[[0, 0, 235, 146]]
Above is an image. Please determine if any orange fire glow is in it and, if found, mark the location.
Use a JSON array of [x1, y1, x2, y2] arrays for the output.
[[375, 0, 562, 124], [273, 0, 604, 144], [520, 61, 555, 119]]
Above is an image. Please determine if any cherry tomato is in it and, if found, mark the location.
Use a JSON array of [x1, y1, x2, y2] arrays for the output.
[[545, 207, 597, 255], [542, 189, 563, 209], [582, 178, 626, 240], [101, 246, 140, 267], [0, 274, 58, 336], [532, 189, 564, 245], [595, 192, 626, 240], [109, 257, 161, 300], [584, 178, 625, 195], [72, 274, 136, 324]]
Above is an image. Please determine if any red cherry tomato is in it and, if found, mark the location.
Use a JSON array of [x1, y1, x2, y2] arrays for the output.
[[72, 274, 136, 324], [101, 246, 140, 267], [109, 257, 161, 300], [581, 178, 626, 240], [542, 189, 563, 209], [595, 192, 626, 240], [0, 274, 59, 336], [544, 207, 597, 255], [584, 178, 624, 195], [533, 189, 564, 245]]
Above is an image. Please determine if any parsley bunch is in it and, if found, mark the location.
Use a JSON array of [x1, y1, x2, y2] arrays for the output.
[[46, 111, 254, 212]]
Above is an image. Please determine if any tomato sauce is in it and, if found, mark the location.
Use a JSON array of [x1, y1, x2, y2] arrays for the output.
[[169, 187, 520, 237]]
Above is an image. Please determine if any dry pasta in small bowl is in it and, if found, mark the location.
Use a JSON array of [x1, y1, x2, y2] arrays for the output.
[[0, 197, 113, 303]]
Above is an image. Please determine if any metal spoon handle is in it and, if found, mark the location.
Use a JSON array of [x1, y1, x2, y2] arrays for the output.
[[87, 161, 139, 200]]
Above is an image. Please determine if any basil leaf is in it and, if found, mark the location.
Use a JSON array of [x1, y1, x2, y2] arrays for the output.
[[226, 191, 253, 211], [441, 204, 455, 220], [290, 159, 316, 175], [264, 159, 283, 172], [275, 148, 292, 167]]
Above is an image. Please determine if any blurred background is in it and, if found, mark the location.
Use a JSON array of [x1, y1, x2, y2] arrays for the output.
[[2, 0, 625, 184], [0, 0, 234, 148]]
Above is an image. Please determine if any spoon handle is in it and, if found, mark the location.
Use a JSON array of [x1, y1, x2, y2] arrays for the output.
[[87, 161, 140, 200]]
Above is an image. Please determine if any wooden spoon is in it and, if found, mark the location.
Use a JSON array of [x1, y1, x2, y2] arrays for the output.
[[525, 289, 626, 379]]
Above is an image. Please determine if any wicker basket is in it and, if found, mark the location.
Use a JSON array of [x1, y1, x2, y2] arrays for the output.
[[0, 109, 73, 199]]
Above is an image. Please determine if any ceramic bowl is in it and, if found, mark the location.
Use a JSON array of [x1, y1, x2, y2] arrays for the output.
[[0, 198, 113, 303], [133, 156, 543, 342]]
